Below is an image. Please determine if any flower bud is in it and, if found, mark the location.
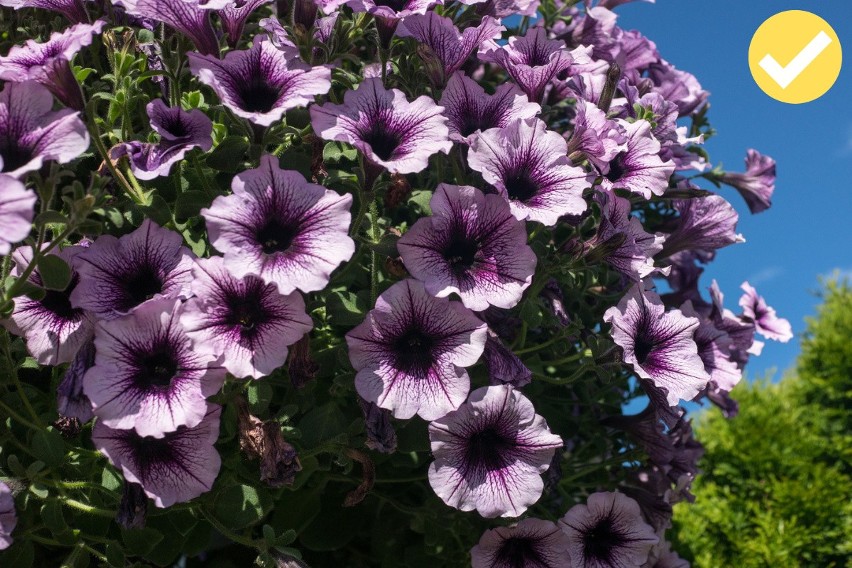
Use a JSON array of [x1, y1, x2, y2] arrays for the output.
[[288, 334, 319, 389], [358, 397, 397, 454], [116, 482, 147, 530]]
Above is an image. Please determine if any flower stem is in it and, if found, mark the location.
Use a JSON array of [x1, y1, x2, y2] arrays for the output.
[[200, 508, 263, 551], [83, 109, 146, 205]]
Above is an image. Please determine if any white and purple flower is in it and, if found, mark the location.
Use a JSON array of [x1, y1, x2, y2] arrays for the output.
[[0, 175, 36, 254], [597, 119, 675, 199], [738, 282, 792, 343], [718, 149, 776, 214], [0, 482, 15, 550], [117, 0, 220, 56], [471, 517, 571, 568]]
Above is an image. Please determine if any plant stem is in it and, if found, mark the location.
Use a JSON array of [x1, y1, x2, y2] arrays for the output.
[[200, 508, 263, 550], [84, 116, 146, 205], [0, 398, 41, 432]]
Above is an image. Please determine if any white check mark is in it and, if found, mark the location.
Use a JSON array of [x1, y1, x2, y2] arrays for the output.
[[759, 31, 833, 89]]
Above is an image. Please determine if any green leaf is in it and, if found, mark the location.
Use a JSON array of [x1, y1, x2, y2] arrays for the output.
[[247, 380, 273, 415], [34, 210, 69, 226], [31, 428, 65, 468], [213, 484, 267, 529], [42, 501, 67, 535], [326, 290, 369, 326], [101, 467, 121, 491], [323, 141, 357, 163], [136, 194, 172, 227], [105, 543, 125, 567], [207, 136, 249, 172], [298, 402, 347, 448], [37, 255, 72, 291], [174, 190, 209, 220], [122, 527, 164, 556], [0, 540, 34, 567], [407, 189, 432, 214]]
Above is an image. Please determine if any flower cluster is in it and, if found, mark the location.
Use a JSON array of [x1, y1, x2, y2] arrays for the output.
[[0, 0, 790, 564]]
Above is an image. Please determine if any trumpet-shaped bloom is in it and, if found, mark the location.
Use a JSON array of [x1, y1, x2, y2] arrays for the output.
[[597, 119, 675, 199], [483, 329, 532, 388], [0, 0, 88, 22], [591, 190, 664, 281], [658, 195, 744, 259], [202, 154, 354, 294], [566, 99, 626, 171], [219, 0, 272, 47], [719, 149, 775, 214], [311, 77, 451, 173], [0, 175, 36, 254], [180, 256, 314, 379], [738, 282, 792, 342], [471, 517, 571, 568], [468, 118, 590, 225], [92, 403, 222, 508], [346, 279, 487, 421], [398, 184, 536, 311], [428, 385, 563, 518], [117, 0, 220, 56]]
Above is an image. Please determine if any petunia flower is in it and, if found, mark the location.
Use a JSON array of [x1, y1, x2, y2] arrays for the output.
[[0, 81, 89, 179], [219, 0, 272, 48], [57, 338, 95, 423], [559, 491, 658, 568], [346, 279, 487, 421], [346, 0, 439, 45], [597, 119, 675, 199], [467, 118, 591, 226], [117, 0, 220, 56], [188, 36, 331, 127], [680, 301, 741, 398], [0, 0, 88, 22], [657, 195, 744, 260], [0, 175, 36, 254], [647, 60, 708, 117], [92, 403, 222, 508], [180, 256, 314, 379], [479, 27, 591, 102], [483, 329, 532, 388], [604, 284, 710, 406], [566, 99, 626, 171], [738, 281, 792, 342], [70, 219, 195, 320], [310, 77, 452, 174], [202, 154, 354, 294], [0, 482, 15, 550], [84, 298, 226, 437], [718, 149, 776, 214], [111, 99, 213, 180], [398, 183, 536, 311], [471, 517, 571, 568], [428, 384, 563, 518], [3, 246, 93, 365], [439, 72, 540, 144], [0, 21, 105, 110]]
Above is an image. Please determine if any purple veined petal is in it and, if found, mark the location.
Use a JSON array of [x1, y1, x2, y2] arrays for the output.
[[0, 174, 36, 254], [427, 384, 563, 518], [70, 219, 196, 320], [310, 77, 452, 174], [657, 194, 744, 259], [202, 154, 354, 294], [188, 36, 332, 127], [467, 117, 591, 226], [718, 149, 775, 214], [597, 119, 675, 199], [258, 17, 298, 51], [471, 517, 571, 568], [482, 329, 532, 388], [738, 281, 792, 343], [117, 0, 221, 56], [219, 0, 273, 48], [2, 245, 94, 365], [604, 283, 710, 406], [440, 72, 540, 144], [566, 98, 627, 170], [346, 279, 487, 421], [0, 481, 16, 550], [0, 0, 89, 22], [92, 403, 222, 508], [180, 256, 314, 379], [591, 189, 663, 281], [0, 81, 89, 178], [57, 337, 96, 422], [680, 300, 741, 393], [398, 183, 536, 311], [84, 297, 226, 437], [466, 0, 539, 19], [559, 491, 658, 567], [345, 0, 439, 20], [648, 59, 708, 117]]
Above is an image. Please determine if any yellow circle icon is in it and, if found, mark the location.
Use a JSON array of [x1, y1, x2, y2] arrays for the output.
[[748, 10, 842, 104]]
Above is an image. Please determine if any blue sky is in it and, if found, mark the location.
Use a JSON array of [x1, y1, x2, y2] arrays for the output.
[[616, 0, 852, 380]]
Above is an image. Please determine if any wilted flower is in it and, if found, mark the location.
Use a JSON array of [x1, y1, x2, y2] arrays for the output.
[[180, 256, 314, 379], [92, 403, 222, 508], [0, 81, 89, 178], [57, 338, 95, 423], [597, 119, 675, 199], [70, 219, 195, 320], [398, 183, 536, 311], [358, 397, 397, 454], [471, 517, 571, 568], [311, 77, 452, 174], [84, 298, 226, 437], [658, 195, 744, 260], [188, 36, 332, 127], [440, 72, 540, 144], [287, 333, 319, 388], [3, 246, 93, 365], [738, 281, 792, 342], [483, 329, 532, 388], [238, 399, 302, 486], [346, 279, 487, 421], [202, 154, 354, 294], [559, 491, 658, 568], [116, 482, 148, 530], [0, 482, 15, 550], [604, 284, 710, 406], [117, 0, 220, 56], [468, 118, 591, 226], [718, 149, 776, 214], [428, 384, 563, 518], [0, 175, 36, 254]]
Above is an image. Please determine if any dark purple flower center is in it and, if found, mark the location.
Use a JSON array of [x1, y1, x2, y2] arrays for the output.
[[122, 264, 164, 312], [373, 0, 407, 11], [466, 426, 513, 472], [237, 77, 281, 114], [458, 111, 495, 138], [393, 329, 434, 376], [583, 516, 627, 563], [225, 294, 268, 335], [633, 333, 655, 365], [137, 348, 179, 388], [256, 218, 298, 254], [605, 153, 627, 183], [0, 143, 35, 173], [504, 168, 539, 202], [163, 116, 189, 139], [362, 125, 402, 162], [525, 43, 552, 67], [442, 235, 479, 274], [124, 429, 181, 473], [497, 537, 546, 568], [39, 273, 82, 321]]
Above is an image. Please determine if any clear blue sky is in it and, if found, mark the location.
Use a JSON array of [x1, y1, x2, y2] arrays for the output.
[[617, 0, 852, 380]]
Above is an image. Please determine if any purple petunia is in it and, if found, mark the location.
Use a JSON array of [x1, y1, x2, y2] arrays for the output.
[[57, 338, 96, 423], [112, 99, 213, 180], [219, 0, 272, 48], [0, 482, 15, 550], [680, 301, 741, 399], [428, 384, 563, 518], [559, 491, 658, 568], [471, 517, 571, 568], [597, 119, 675, 199], [311, 77, 452, 174], [468, 118, 591, 226], [70, 219, 195, 320], [657, 195, 744, 260], [0, 175, 36, 254], [566, 98, 626, 171], [84, 298, 226, 437], [483, 329, 533, 388], [0, 21, 105, 110], [202, 154, 354, 294], [92, 403, 222, 508], [346, 279, 487, 421], [718, 149, 776, 214], [0, 0, 88, 22], [0, 81, 89, 178], [439, 72, 540, 144], [3, 246, 93, 365], [604, 284, 710, 406], [738, 282, 792, 343], [117, 0, 220, 56], [180, 256, 314, 379], [398, 183, 536, 311], [188, 36, 332, 127]]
